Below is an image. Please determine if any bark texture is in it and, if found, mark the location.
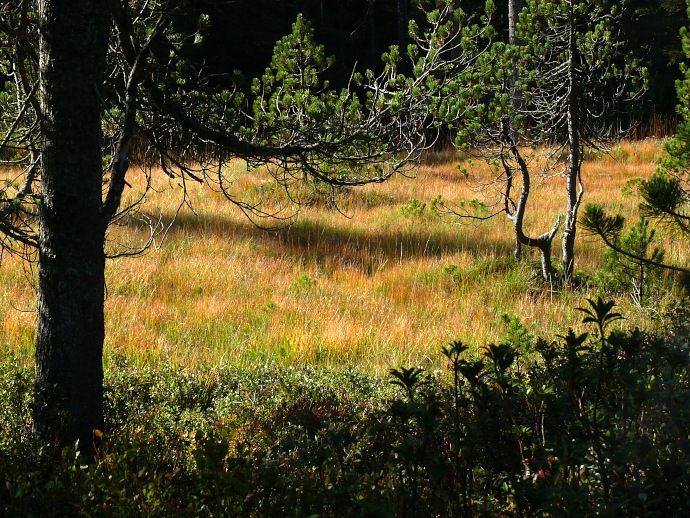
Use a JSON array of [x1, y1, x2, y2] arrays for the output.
[[506, 143, 560, 282], [561, 9, 583, 282], [35, 0, 110, 454], [508, 0, 526, 257], [508, 0, 525, 45]]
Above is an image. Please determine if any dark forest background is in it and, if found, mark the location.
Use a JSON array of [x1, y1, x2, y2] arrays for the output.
[[177, 0, 688, 130]]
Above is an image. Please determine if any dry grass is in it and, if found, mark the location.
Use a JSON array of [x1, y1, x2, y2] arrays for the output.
[[0, 139, 684, 373]]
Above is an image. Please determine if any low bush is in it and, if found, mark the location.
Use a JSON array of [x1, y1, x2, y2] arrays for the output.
[[1, 300, 689, 516]]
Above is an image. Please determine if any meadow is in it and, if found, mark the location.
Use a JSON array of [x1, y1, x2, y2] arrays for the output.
[[2, 139, 690, 516], [1, 139, 685, 372]]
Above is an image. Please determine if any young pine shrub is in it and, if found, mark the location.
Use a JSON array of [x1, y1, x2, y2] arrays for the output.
[[600, 217, 666, 305]]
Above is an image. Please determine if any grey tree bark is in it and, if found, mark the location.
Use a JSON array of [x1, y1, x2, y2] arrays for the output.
[[562, 7, 583, 282], [34, 0, 110, 455], [508, 0, 525, 258], [505, 143, 560, 282], [508, 0, 525, 45]]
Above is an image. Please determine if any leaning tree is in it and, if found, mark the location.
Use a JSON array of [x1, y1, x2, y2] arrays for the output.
[[0, 0, 484, 456]]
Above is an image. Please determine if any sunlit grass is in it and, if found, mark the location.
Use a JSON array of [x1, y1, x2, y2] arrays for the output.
[[1, 139, 685, 373]]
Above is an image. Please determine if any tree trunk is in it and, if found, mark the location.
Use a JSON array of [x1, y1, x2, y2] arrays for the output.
[[507, 145, 560, 283], [508, 0, 525, 257], [35, 0, 110, 456], [562, 153, 581, 282], [562, 8, 582, 283], [508, 0, 525, 45]]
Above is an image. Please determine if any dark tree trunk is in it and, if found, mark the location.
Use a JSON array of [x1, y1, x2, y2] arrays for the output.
[[35, 0, 110, 456]]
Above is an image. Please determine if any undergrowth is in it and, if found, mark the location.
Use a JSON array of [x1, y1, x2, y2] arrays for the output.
[[1, 299, 689, 516]]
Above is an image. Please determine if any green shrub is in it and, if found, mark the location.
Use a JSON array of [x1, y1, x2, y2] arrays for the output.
[[601, 217, 667, 305], [1, 300, 689, 515], [400, 198, 427, 218], [291, 272, 316, 292]]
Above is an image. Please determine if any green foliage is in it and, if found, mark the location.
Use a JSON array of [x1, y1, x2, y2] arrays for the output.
[[443, 262, 461, 281], [582, 203, 676, 304], [400, 197, 427, 218], [606, 5, 690, 263], [610, 144, 630, 162], [432, 194, 490, 219], [583, 204, 669, 302], [661, 122, 690, 172], [252, 14, 335, 129], [602, 217, 667, 304], [291, 272, 316, 292], [639, 169, 689, 230], [676, 1, 690, 122], [500, 313, 535, 352], [2, 303, 690, 515], [585, 3, 690, 272], [621, 177, 642, 196]]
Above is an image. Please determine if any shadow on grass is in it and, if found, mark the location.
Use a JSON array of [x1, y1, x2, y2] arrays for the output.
[[162, 209, 514, 274]]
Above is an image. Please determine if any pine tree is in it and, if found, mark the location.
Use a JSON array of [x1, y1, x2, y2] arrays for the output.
[[581, 1, 690, 280], [435, 0, 644, 283]]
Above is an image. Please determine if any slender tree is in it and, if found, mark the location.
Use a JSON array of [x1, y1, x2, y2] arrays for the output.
[[519, 0, 645, 282], [508, 0, 524, 44], [433, 40, 562, 282], [508, 0, 526, 258]]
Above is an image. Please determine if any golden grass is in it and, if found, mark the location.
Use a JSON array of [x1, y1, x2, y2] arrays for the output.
[[0, 139, 684, 373]]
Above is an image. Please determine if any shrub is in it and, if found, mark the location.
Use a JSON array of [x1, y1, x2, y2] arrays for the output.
[[400, 198, 427, 218], [601, 217, 667, 305], [1, 300, 689, 515], [386, 297, 690, 515]]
